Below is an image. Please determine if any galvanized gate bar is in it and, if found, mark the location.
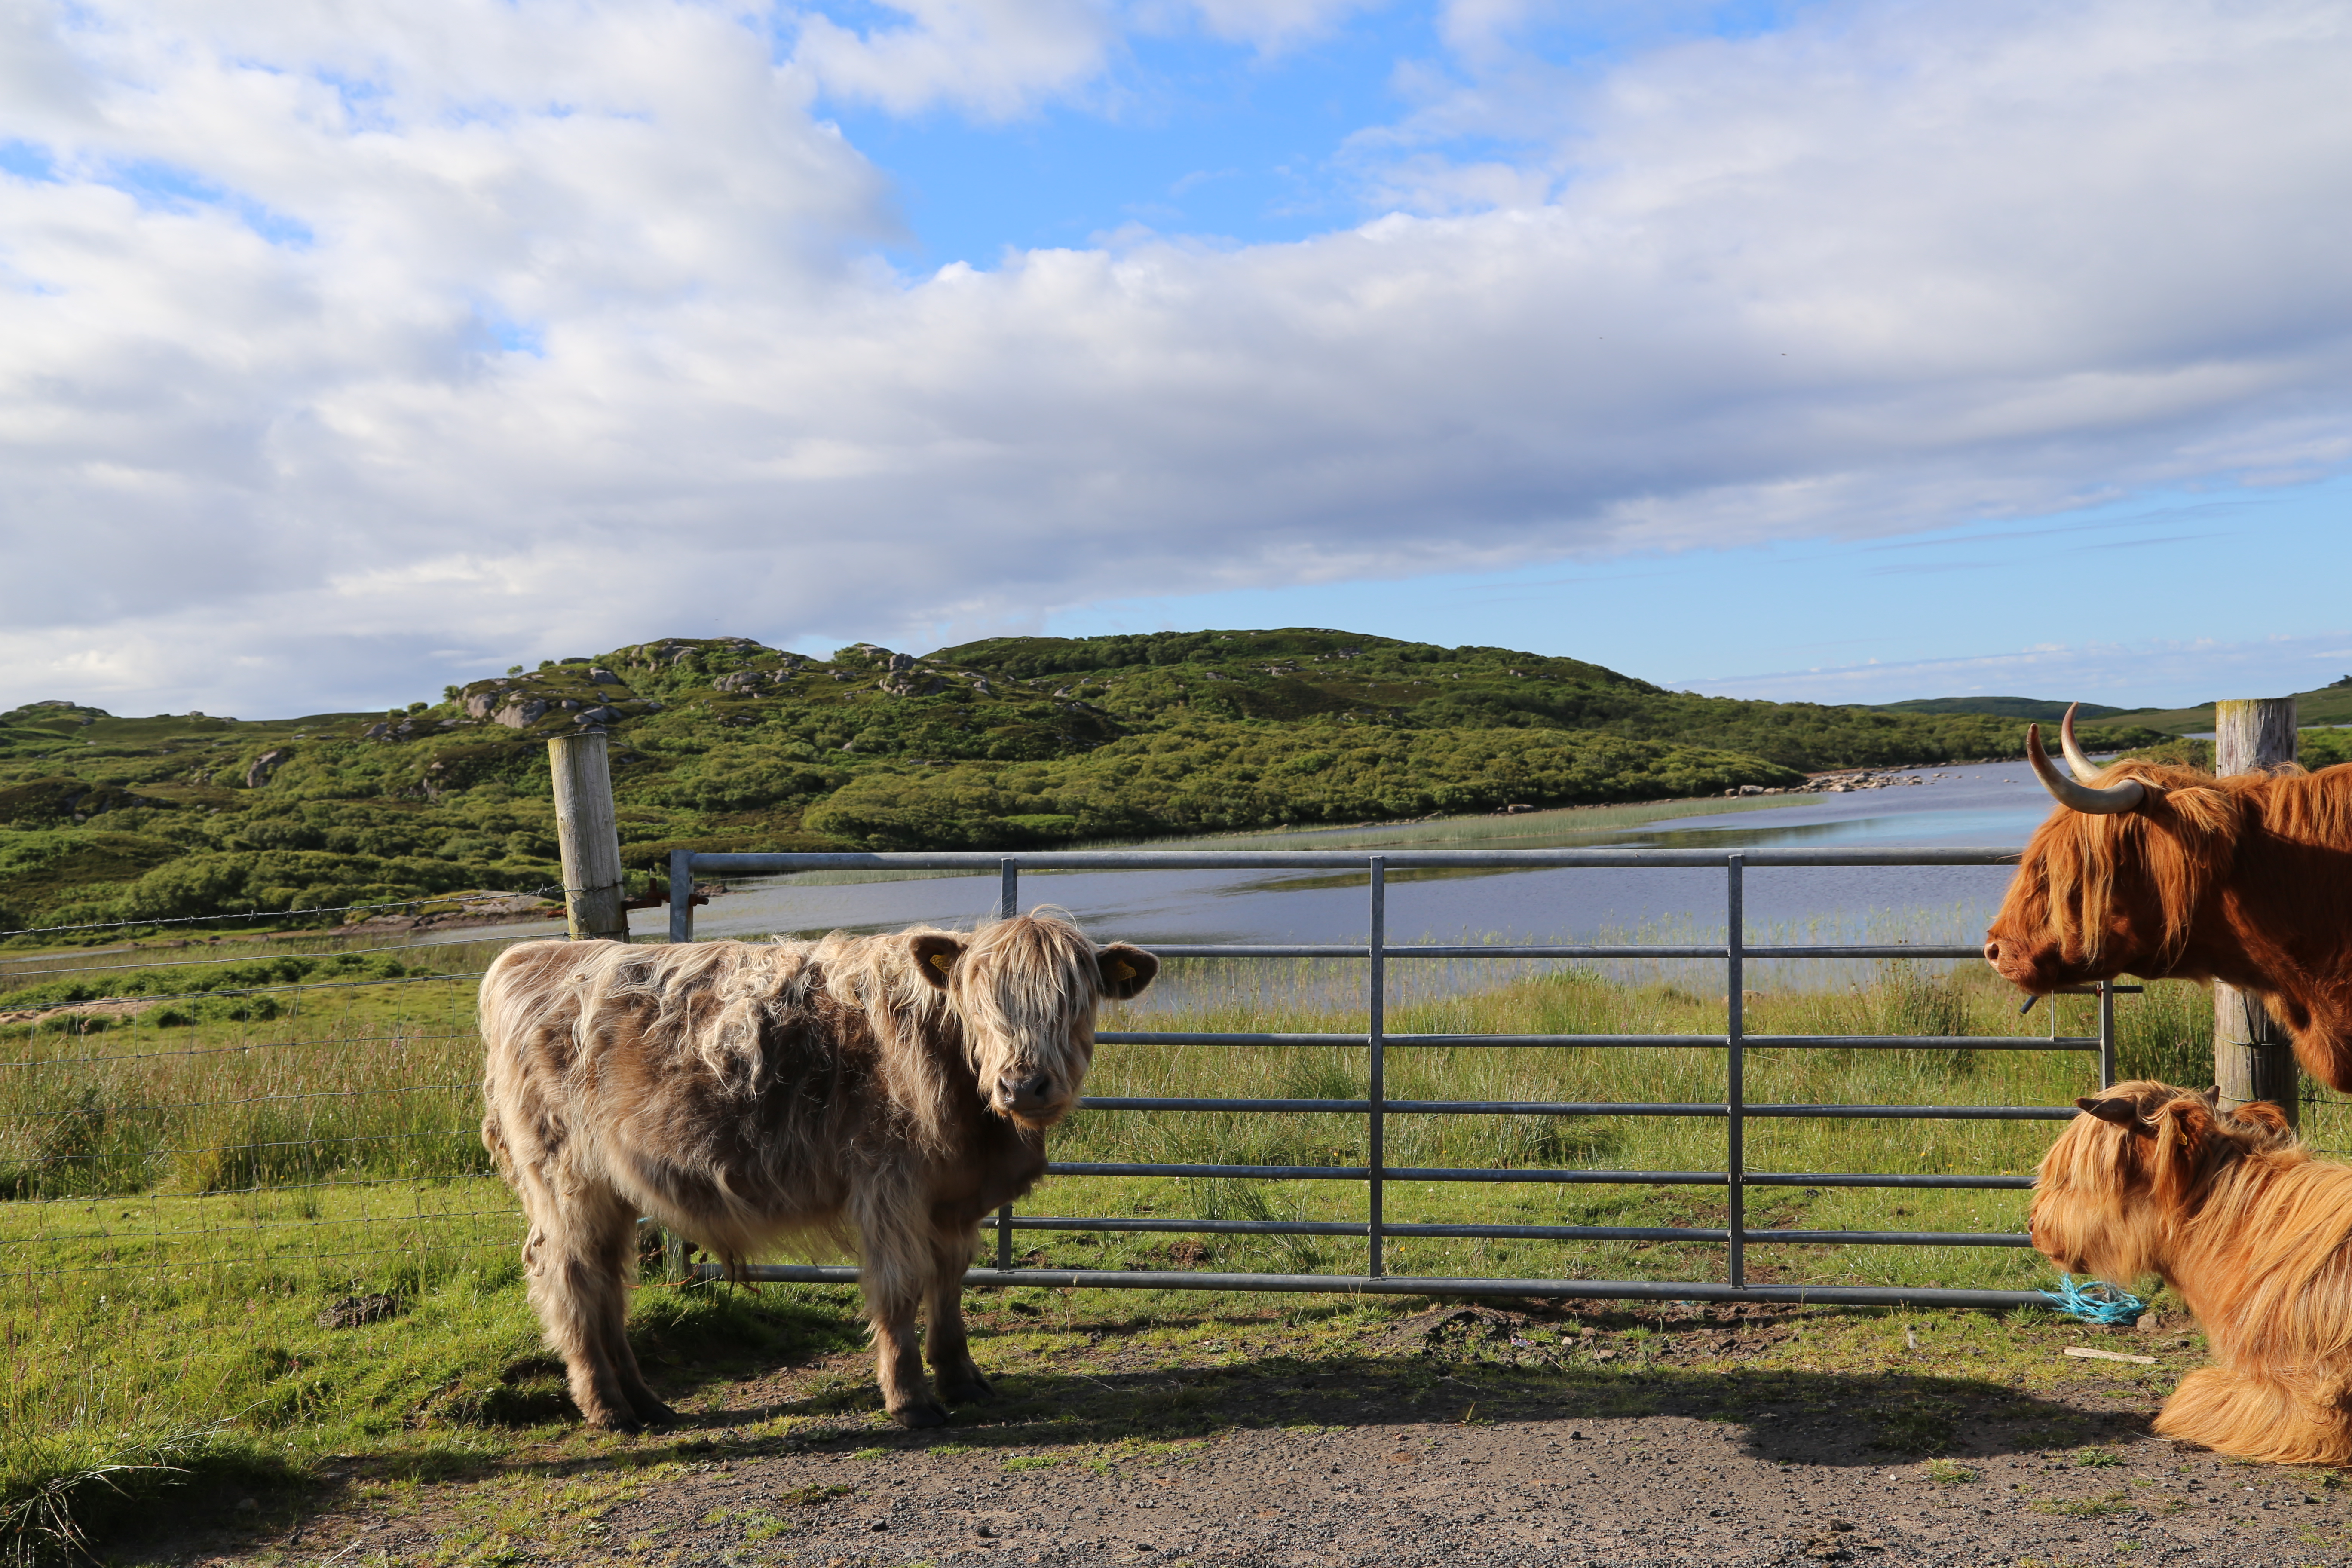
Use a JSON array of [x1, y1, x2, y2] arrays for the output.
[[696, 1261, 2050, 1310], [1096, 1031, 2097, 1051], [1135, 943, 1994, 959], [1075, 1096, 2079, 1118], [1727, 852, 1746, 1290], [2100, 980, 2118, 1088], [971, 1214, 2031, 1246], [682, 847, 2022, 874], [1367, 856, 1386, 1279], [1044, 1160, 2035, 1189], [996, 857, 1018, 1273]]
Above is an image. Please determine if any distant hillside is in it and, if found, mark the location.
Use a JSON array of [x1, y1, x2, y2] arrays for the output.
[[2070, 681, 2352, 738], [0, 628, 2176, 940], [1870, 697, 2147, 722]]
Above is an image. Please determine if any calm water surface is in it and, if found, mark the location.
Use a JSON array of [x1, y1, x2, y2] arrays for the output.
[[658, 759, 2066, 953]]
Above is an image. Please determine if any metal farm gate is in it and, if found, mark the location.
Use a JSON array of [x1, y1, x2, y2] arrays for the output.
[[665, 847, 2108, 1310]]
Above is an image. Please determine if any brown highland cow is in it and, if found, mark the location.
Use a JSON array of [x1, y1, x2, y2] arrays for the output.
[[478, 911, 1156, 1430], [2032, 1079, 2352, 1465], [1985, 704, 2352, 1089]]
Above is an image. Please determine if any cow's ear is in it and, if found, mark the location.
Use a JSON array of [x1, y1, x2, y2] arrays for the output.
[[910, 933, 964, 990], [2148, 1095, 2217, 1206], [2231, 1099, 2294, 1135], [2074, 1096, 2141, 1129], [1097, 944, 1158, 1001]]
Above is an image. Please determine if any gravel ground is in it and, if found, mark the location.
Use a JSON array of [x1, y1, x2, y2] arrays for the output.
[[165, 1300, 2352, 1568]]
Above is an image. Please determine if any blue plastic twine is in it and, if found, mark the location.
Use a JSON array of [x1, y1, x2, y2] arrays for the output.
[[2039, 1273, 2147, 1326]]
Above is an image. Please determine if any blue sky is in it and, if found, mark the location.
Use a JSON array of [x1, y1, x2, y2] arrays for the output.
[[820, 2, 1811, 263], [1034, 478, 2352, 703], [1, 0, 2348, 716]]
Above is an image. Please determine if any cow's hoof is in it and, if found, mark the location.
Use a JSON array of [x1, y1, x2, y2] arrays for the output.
[[583, 1409, 644, 1435], [939, 1371, 996, 1404], [631, 1397, 680, 1427], [890, 1400, 952, 1430]]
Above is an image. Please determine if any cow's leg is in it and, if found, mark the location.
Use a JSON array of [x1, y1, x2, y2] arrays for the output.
[[855, 1183, 949, 1427], [2159, 1363, 2352, 1466], [514, 1164, 647, 1432], [926, 1225, 993, 1405], [586, 1194, 677, 1427]]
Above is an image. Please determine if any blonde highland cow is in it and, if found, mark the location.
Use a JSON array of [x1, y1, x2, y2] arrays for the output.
[[2031, 1079, 2352, 1465], [478, 910, 1156, 1430]]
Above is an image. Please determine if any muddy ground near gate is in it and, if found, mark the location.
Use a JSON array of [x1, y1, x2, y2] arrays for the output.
[[146, 1296, 2352, 1568]]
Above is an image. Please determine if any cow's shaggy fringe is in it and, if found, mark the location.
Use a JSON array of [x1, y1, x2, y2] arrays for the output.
[[2030, 1079, 2352, 1466], [478, 909, 1155, 1430], [1988, 759, 2352, 1088]]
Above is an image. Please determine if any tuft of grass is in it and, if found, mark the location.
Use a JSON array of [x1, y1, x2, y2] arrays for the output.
[[2033, 1489, 2135, 1518], [1001, 1454, 1060, 1471], [1924, 1459, 1980, 1485]]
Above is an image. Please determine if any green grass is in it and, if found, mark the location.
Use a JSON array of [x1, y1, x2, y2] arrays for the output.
[[0, 934, 2277, 1560]]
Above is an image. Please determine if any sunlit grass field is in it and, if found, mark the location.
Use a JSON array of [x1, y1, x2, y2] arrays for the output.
[[0, 925, 2277, 1295], [0, 916, 2319, 1558]]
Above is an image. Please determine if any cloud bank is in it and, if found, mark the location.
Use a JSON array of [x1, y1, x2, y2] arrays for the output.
[[2, 0, 2349, 714]]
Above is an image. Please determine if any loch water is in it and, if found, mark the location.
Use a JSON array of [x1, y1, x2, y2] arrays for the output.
[[665, 758, 2063, 956]]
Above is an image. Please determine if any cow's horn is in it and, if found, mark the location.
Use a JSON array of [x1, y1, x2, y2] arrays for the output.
[[2060, 703, 2100, 780], [2028, 722, 2146, 814]]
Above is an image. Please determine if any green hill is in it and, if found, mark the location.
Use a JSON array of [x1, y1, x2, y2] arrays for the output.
[[0, 629, 2175, 940], [2068, 679, 2352, 738]]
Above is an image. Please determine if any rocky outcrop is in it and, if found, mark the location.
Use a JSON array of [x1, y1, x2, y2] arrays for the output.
[[588, 667, 620, 684], [493, 699, 548, 729], [245, 748, 294, 788]]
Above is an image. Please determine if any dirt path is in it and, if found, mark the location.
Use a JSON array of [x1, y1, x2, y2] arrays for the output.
[[167, 1299, 2352, 1568]]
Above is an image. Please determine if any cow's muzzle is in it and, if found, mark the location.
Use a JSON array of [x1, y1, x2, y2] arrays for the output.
[[996, 1071, 1062, 1121]]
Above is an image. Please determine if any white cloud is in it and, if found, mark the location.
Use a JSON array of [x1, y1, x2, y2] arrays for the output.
[[790, 0, 1118, 119], [1681, 632, 2352, 709], [2, 0, 2351, 717], [1176, 0, 1389, 50]]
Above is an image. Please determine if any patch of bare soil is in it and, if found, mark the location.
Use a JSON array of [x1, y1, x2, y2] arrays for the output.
[[146, 1300, 2352, 1568]]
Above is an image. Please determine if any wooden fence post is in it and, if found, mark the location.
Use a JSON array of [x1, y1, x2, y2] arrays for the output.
[[2214, 697, 2297, 1125], [549, 729, 629, 943]]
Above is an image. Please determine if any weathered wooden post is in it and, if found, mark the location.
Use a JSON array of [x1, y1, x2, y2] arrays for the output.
[[2214, 697, 2297, 1124], [549, 729, 628, 942]]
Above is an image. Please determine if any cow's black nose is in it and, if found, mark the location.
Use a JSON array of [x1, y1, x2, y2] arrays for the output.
[[1001, 1073, 1054, 1105]]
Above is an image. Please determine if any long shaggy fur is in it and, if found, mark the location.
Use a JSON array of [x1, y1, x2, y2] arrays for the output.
[[2031, 1079, 2352, 1465], [1986, 759, 2352, 1089], [478, 909, 1156, 1430]]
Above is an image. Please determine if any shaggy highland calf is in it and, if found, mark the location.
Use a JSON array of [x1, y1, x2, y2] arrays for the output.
[[1985, 704, 2352, 1088], [478, 911, 1156, 1430], [2031, 1079, 2352, 1465]]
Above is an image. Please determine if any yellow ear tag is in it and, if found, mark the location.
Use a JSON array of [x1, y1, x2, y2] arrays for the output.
[[1109, 960, 1134, 981], [929, 952, 954, 973]]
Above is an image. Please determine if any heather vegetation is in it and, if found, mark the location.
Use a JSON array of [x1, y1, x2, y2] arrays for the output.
[[0, 627, 2184, 937]]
